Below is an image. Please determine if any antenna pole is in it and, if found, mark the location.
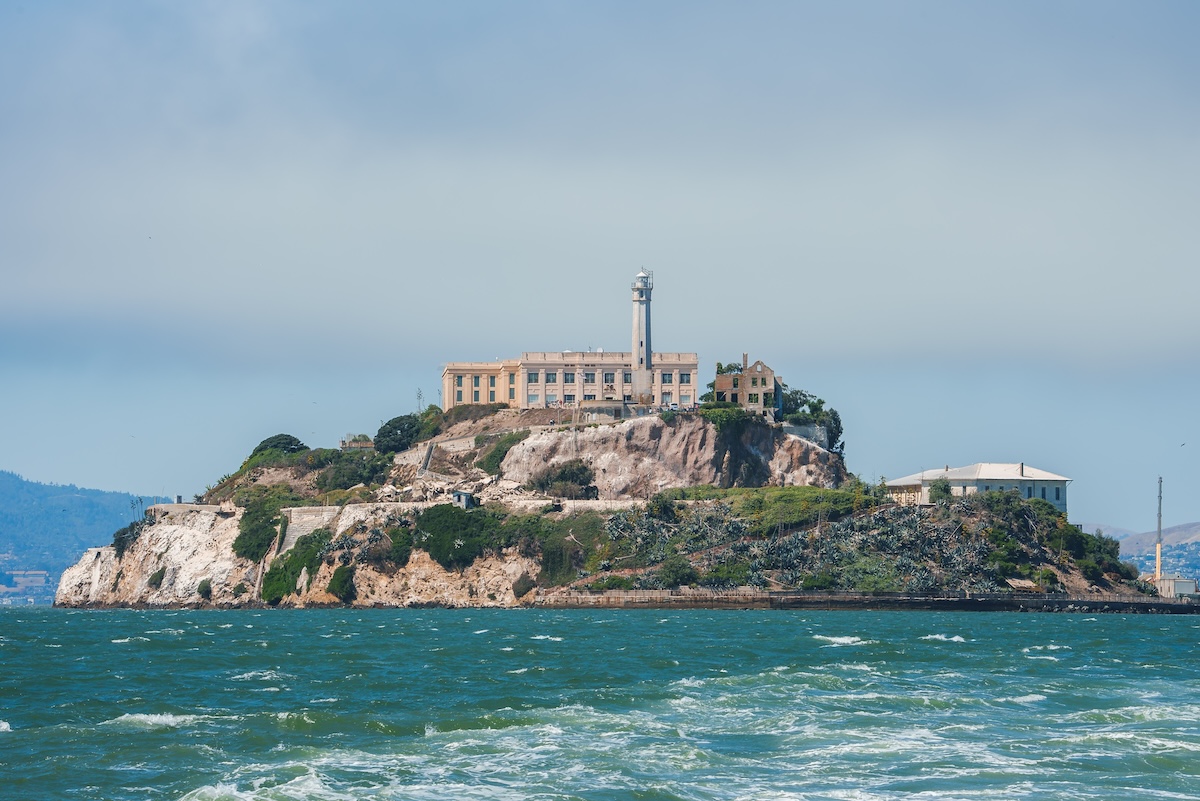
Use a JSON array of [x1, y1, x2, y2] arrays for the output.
[[1156, 476, 1163, 584]]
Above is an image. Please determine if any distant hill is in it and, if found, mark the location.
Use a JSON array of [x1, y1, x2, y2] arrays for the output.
[[0, 470, 164, 599], [1074, 523, 1139, 541], [1118, 522, 1200, 554]]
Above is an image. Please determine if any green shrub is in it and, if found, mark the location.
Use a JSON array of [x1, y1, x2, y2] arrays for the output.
[[413, 505, 510, 571], [1078, 558, 1104, 583], [802, 570, 836, 591], [261, 528, 332, 605], [477, 429, 530, 475], [928, 477, 953, 504], [512, 572, 537, 598], [530, 459, 598, 499], [148, 567, 166, 589], [197, 578, 212, 600], [314, 451, 392, 492], [327, 564, 356, 603], [698, 404, 747, 433], [232, 484, 305, 562], [251, 434, 307, 457], [589, 575, 635, 592], [700, 561, 751, 588], [660, 410, 677, 424], [375, 414, 421, 454], [232, 582, 248, 597], [112, 518, 148, 559], [657, 554, 699, 588], [387, 527, 413, 566]]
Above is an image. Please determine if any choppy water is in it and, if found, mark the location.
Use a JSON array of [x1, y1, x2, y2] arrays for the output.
[[1, 608, 1198, 800]]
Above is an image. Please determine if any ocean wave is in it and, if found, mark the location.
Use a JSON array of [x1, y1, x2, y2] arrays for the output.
[[1023, 644, 1071, 652], [103, 713, 206, 729], [921, 634, 966, 642], [231, 670, 290, 682], [997, 694, 1047, 703], [530, 634, 564, 642], [0, 720, 11, 732], [473, 629, 489, 634], [111, 636, 150, 643], [812, 635, 877, 647]]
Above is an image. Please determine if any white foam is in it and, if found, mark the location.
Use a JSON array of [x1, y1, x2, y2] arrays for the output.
[[111, 636, 150, 643], [999, 694, 1047, 704], [104, 713, 204, 729], [473, 629, 489, 634], [920, 634, 966, 642], [231, 669, 289, 682], [0, 721, 11, 732], [813, 635, 877, 647], [500, 646, 514, 651], [530, 634, 563, 641], [1023, 644, 1071, 652]]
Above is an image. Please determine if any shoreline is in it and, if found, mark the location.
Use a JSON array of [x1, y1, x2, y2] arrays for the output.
[[52, 589, 1199, 613]]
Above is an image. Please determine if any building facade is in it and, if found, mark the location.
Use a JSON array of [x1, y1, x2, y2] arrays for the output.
[[712, 354, 783, 418], [441, 272, 699, 412], [885, 463, 1070, 514]]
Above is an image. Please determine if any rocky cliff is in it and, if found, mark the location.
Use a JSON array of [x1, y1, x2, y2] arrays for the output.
[[500, 414, 845, 498], [55, 503, 539, 608]]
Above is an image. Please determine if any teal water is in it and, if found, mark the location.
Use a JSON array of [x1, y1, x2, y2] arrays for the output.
[[1, 608, 1198, 800]]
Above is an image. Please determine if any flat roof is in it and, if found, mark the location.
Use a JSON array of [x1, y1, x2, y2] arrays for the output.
[[887, 463, 1070, 487]]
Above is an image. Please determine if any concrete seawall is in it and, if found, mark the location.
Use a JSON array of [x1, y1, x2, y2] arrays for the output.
[[535, 589, 1199, 614]]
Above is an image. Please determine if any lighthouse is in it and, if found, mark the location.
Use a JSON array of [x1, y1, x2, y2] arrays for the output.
[[631, 270, 654, 403]]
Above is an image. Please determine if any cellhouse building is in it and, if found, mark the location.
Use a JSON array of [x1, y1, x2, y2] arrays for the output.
[[441, 271, 699, 416]]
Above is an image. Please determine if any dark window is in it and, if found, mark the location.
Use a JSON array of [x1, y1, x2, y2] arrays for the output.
[[473, 375, 480, 387], [1041, 487, 1046, 500], [584, 372, 596, 383], [489, 376, 495, 387], [603, 372, 615, 383], [455, 376, 463, 387], [1055, 487, 1061, 501], [509, 374, 515, 385], [564, 394, 575, 403], [455, 390, 462, 402], [508, 388, 515, 400], [661, 372, 673, 384], [489, 391, 495, 402], [731, 393, 739, 403], [623, 371, 632, 383], [545, 371, 557, 383], [564, 372, 575, 383], [527, 372, 539, 384], [680, 373, 691, 384], [1027, 487, 1032, 498], [473, 390, 479, 402], [584, 394, 596, 401]]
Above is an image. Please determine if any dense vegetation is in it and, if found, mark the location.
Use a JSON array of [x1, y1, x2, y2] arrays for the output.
[[261, 528, 332, 604], [476, 430, 529, 475], [231, 484, 306, 562], [327, 564, 356, 602], [529, 459, 599, 499]]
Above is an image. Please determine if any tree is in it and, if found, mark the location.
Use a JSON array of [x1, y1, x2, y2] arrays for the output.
[[928, 477, 953, 504], [251, 434, 307, 457], [375, 414, 421, 454]]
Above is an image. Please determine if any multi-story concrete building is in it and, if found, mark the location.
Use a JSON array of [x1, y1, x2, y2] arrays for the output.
[[441, 271, 699, 412]]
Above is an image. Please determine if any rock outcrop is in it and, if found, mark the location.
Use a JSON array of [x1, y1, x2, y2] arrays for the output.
[[55, 503, 539, 609], [500, 414, 845, 498]]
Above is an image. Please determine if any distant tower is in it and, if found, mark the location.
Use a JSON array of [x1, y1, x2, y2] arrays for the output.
[[631, 270, 654, 403]]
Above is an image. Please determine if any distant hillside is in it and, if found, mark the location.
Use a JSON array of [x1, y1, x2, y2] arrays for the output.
[[1118, 522, 1200, 554], [0, 471, 164, 596]]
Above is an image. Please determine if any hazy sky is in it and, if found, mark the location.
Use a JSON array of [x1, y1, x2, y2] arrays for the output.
[[2, 2, 1197, 532]]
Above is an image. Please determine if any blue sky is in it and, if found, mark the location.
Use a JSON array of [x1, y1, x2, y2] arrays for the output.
[[2, 1, 1197, 531]]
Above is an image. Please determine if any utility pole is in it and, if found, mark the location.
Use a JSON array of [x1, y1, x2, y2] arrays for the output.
[[1156, 476, 1163, 584]]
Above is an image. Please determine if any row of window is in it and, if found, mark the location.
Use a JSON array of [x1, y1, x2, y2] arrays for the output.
[[722, 376, 771, 389], [527, 371, 691, 385], [454, 374, 516, 387], [526, 393, 694, 406], [974, 482, 1060, 501]]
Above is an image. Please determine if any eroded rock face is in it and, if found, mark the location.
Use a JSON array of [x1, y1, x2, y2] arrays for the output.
[[55, 507, 259, 607], [499, 415, 845, 498], [55, 504, 540, 609]]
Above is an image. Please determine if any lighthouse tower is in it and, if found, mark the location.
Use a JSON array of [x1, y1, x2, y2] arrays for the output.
[[631, 270, 654, 404]]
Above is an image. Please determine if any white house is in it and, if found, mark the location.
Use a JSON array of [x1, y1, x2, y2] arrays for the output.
[[886, 463, 1070, 514]]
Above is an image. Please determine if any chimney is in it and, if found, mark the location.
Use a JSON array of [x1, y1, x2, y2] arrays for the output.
[[1020, 462, 1024, 477], [742, 353, 748, 371]]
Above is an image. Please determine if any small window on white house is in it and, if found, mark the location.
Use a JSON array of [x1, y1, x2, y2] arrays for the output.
[[1055, 487, 1061, 501], [1041, 487, 1046, 500], [1027, 487, 1032, 499]]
